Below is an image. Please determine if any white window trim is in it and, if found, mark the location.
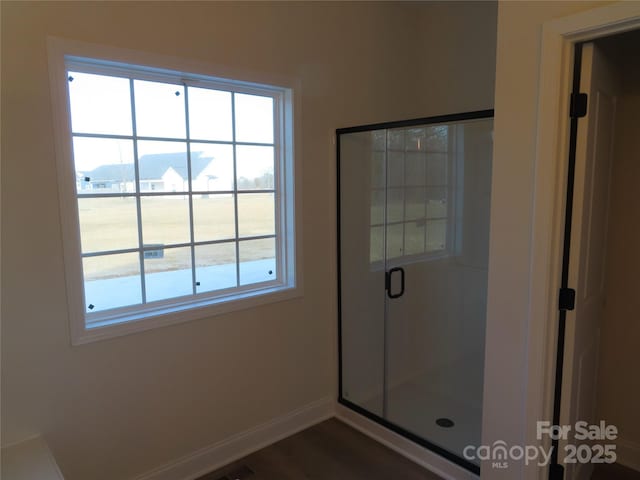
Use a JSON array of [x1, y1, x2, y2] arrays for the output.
[[47, 37, 303, 345]]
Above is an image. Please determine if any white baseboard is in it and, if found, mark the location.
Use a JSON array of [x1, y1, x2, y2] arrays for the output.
[[617, 436, 640, 472], [1, 436, 65, 480], [134, 396, 334, 480], [335, 403, 478, 480]]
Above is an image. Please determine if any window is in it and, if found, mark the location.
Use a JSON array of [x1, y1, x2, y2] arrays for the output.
[[49, 41, 298, 344]]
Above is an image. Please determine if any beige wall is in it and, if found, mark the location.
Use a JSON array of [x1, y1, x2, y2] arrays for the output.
[[485, 2, 612, 479], [597, 92, 640, 451], [1, 2, 496, 479]]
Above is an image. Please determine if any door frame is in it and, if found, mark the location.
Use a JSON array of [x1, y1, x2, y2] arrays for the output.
[[525, 4, 640, 479]]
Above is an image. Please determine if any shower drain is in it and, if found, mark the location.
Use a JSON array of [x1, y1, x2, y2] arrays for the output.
[[436, 417, 455, 428]]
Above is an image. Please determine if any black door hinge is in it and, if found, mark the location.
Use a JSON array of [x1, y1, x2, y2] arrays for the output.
[[570, 93, 588, 118], [549, 462, 565, 480], [559, 287, 576, 311]]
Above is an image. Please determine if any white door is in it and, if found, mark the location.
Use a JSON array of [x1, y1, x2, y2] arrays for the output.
[[559, 42, 617, 480]]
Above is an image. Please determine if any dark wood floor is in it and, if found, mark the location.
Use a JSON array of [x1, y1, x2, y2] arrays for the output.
[[592, 463, 640, 480], [196, 418, 443, 480], [196, 418, 640, 480]]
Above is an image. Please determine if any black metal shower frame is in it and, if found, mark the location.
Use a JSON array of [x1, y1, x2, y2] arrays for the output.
[[336, 109, 494, 476]]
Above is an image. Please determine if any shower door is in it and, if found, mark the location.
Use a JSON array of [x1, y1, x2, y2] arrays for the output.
[[338, 111, 493, 474]]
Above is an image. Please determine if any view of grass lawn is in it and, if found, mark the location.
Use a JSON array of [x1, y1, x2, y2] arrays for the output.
[[79, 194, 275, 280]]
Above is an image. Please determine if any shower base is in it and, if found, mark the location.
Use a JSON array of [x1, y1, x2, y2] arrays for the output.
[[358, 369, 483, 467]]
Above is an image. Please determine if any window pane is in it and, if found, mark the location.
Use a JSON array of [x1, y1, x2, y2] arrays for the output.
[[372, 130, 386, 151], [238, 192, 275, 237], [78, 197, 138, 253], [73, 137, 135, 195], [406, 127, 427, 152], [187, 87, 232, 141], [239, 238, 276, 285], [405, 188, 426, 221], [388, 129, 404, 151], [195, 243, 237, 293], [405, 221, 426, 255], [370, 189, 384, 226], [387, 223, 403, 259], [426, 154, 448, 186], [83, 253, 141, 313], [387, 188, 404, 223], [68, 71, 132, 135], [141, 196, 190, 245], [134, 80, 186, 138], [234, 93, 274, 144], [387, 151, 404, 187], [371, 151, 385, 188], [425, 125, 448, 152], [192, 194, 235, 242], [369, 225, 384, 263], [137, 141, 188, 193], [236, 145, 274, 190], [405, 152, 425, 186], [144, 246, 192, 302], [426, 219, 447, 251], [426, 188, 447, 219], [190, 143, 234, 191]]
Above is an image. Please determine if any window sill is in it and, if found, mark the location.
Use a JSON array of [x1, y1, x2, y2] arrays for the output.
[[72, 284, 302, 345]]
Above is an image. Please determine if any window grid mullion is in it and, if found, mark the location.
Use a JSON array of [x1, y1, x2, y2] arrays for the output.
[[273, 93, 283, 283], [80, 235, 278, 259], [76, 189, 276, 200], [72, 131, 274, 149], [183, 84, 197, 296], [423, 139, 429, 253], [231, 92, 241, 287], [449, 126, 457, 253], [401, 131, 408, 256], [129, 77, 147, 304]]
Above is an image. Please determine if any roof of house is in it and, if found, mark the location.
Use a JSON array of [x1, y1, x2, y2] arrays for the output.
[[85, 152, 214, 182]]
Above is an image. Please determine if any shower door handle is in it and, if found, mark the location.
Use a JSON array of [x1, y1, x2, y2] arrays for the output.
[[386, 267, 405, 299]]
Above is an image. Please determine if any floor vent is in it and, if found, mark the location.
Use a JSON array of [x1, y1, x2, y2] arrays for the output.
[[436, 417, 455, 428]]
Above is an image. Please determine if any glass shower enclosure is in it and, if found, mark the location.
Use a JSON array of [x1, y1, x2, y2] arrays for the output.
[[337, 111, 493, 473]]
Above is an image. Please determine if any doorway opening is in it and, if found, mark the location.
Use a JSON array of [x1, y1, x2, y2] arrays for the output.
[[551, 29, 640, 480]]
